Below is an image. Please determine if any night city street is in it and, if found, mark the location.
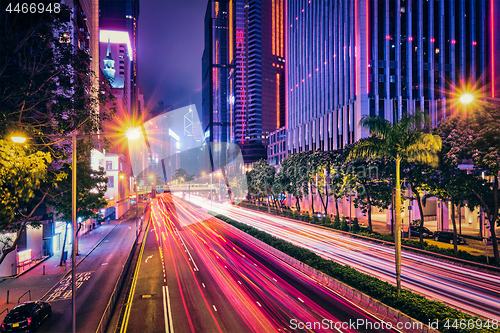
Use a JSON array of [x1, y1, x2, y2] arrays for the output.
[[2, 0, 500, 333]]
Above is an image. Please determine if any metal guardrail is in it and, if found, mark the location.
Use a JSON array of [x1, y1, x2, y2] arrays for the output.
[[17, 249, 48, 275], [0, 308, 9, 315], [18, 290, 31, 304]]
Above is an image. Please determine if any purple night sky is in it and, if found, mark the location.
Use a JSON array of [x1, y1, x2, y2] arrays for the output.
[[138, 0, 207, 115]]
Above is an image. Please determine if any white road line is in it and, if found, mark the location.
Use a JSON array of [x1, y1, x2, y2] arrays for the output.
[[202, 283, 206, 288], [213, 305, 217, 312], [163, 286, 174, 333], [298, 297, 304, 303], [174, 227, 200, 272], [162, 286, 168, 333]]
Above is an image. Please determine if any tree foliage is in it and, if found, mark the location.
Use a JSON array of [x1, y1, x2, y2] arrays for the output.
[[0, 4, 115, 264], [348, 111, 442, 294]]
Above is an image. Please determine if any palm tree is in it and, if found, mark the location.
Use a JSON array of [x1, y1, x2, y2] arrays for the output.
[[348, 111, 441, 294]]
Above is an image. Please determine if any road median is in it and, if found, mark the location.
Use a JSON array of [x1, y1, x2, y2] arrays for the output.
[[210, 212, 500, 333]]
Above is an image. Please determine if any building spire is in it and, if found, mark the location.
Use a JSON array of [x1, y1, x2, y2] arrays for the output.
[[105, 38, 112, 60]]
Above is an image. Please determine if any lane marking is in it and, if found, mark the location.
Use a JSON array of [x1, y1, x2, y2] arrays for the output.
[[120, 219, 150, 333], [202, 283, 205, 288], [213, 305, 217, 312], [162, 286, 168, 333], [167, 286, 174, 331], [145, 255, 153, 263], [162, 286, 174, 333]]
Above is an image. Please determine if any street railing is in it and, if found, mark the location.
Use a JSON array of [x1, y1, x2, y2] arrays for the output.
[[17, 290, 31, 304], [17, 249, 48, 275]]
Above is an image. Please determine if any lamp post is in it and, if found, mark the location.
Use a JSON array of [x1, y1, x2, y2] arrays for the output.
[[217, 171, 222, 201], [11, 127, 141, 333], [210, 172, 213, 211], [134, 180, 138, 237]]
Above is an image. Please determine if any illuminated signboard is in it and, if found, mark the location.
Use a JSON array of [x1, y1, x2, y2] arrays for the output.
[[18, 249, 32, 264]]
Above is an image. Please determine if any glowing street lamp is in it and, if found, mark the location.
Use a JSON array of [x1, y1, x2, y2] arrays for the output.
[[201, 171, 206, 177], [459, 93, 474, 105], [126, 127, 141, 141], [10, 135, 27, 143]]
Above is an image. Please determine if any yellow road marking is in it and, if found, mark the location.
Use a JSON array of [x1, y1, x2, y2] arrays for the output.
[[120, 218, 151, 333]]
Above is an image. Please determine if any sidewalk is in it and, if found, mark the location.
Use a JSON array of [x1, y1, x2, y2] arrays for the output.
[[0, 219, 121, 322]]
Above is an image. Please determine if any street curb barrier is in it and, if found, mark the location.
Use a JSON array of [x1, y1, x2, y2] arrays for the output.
[[216, 216, 439, 333], [94, 211, 151, 333]]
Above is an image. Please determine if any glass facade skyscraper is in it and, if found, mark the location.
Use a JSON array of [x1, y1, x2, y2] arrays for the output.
[[286, 0, 500, 155], [203, 0, 286, 165], [202, 0, 231, 168]]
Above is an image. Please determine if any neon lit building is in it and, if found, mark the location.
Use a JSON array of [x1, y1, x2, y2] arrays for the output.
[[99, 0, 140, 118], [286, 0, 500, 155], [203, 0, 286, 166], [229, 0, 286, 164], [202, 0, 231, 169]]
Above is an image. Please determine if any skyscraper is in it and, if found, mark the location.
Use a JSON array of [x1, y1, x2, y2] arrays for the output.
[[100, 0, 140, 117], [202, 0, 231, 169], [286, 0, 500, 155], [203, 0, 286, 166]]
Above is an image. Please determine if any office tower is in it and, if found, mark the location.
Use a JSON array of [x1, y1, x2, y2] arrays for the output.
[[202, 0, 231, 169], [286, 0, 500, 155], [229, 0, 286, 164], [100, 0, 140, 117]]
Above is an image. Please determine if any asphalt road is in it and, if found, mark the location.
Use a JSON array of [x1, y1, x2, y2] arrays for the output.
[[122, 194, 408, 333], [186, 195, 500, 321], [38, 218, 137, 333]]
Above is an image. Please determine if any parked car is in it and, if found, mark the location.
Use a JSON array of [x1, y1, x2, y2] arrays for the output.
[[409, 226, 434, 238], [434, 231, 468, 245], [1, 301, 51, 333]]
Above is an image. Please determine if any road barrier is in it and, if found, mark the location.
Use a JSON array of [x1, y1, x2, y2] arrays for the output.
[[94, 211, 150, 333], [218, 217, 439, 333]]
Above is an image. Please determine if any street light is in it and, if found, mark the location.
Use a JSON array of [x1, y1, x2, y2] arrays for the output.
[[216, 171, 222, 201], [10, 127, 141, 333], [10, 135, 27, 143], [459, 93, 474, 105]]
